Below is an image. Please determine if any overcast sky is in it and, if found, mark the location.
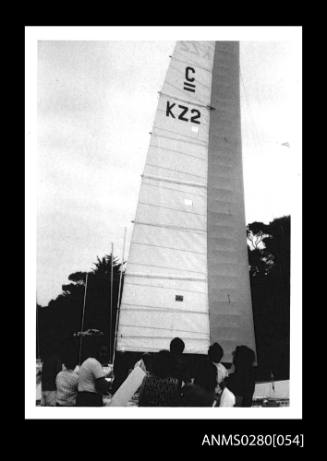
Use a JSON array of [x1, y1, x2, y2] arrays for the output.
[[35, 35, 301, 306]]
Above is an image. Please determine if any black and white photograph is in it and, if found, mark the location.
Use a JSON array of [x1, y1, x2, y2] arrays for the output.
[[25, 26, 302, 425]]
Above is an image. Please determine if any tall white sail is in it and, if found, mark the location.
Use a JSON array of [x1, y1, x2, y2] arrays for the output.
[[117, 41, 256, 361]]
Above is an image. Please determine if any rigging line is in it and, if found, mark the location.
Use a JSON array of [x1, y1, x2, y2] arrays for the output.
[[123, 281, 207, 295], [141, 181, 206, 199], [149, 143, 206, 162], [169, 55, 212, 73], [151, 132, 207, 147], [127, 260, 206, 275], [121, 303, 208, 315], [145, 162, 206, 179], [159, 90, 215, 110], [141, 173, 206, 189], [138, 201, 206, 217], [120, 323, 209, 336], [125, 273, 206, 282], [131, 220, 206, 234], [133, 240, 206, 255]]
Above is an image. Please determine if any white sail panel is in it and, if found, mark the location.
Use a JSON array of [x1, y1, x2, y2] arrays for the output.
[[117, 42, 214, 353]]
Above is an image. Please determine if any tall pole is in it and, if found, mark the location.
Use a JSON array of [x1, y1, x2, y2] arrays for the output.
[[36, 303, 40, 359], [112, 227, 127, 367], [109, 243, 114, 363], [78, 273, 89, 365]]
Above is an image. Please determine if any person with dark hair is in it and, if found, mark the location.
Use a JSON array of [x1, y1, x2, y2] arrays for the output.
[[221, 345, 256, 407], [170, 337, 185, 355], [41, 353, 62, 406], [180, 359, 218, 406], [138, 350, 181, 406], [169, 337, 190, 387], [76, 336, 111, 406], [56, 348, 79, 406], [208, 342, 228, 395]]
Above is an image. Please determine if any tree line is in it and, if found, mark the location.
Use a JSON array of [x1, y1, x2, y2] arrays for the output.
[[36, 215, 290, 380]]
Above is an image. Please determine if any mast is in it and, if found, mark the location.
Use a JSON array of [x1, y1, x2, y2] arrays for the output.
[[207, 42, 256, 361], [109, 243, 114, 363], [78, 273, 89, 364], [112, 227, 127, 366]]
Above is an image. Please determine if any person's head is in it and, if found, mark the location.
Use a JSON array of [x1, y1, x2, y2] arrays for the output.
[[62, 351, 77, 370], [170, 337, 185, 355], [194, 360, 217, 393], [152, 350, 173, 379], [80, 335, 101, 363], [98, 345, 108, 364], [208, 342, 224, 364], [232, 345, 255, 370]]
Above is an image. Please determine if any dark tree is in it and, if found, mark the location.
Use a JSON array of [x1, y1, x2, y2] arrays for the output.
[[247, 215, 290, 380], [37, 254, 125, 364]]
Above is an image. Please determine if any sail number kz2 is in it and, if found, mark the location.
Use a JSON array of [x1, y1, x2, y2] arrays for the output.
[[166, 101, 201, 125]]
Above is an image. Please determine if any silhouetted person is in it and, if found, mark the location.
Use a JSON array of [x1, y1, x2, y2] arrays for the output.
[[76, 336, 111, 406], [138, 350, 180, 406], [41, 353, 62, 406], [169, 337, 190, 387], [223, 345, 256, 407], [208, 342, 228, 394], [170, 337, 185, 355], [180, 359, 218, 406]]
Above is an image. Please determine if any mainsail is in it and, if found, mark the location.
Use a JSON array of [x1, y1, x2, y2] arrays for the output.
[[116, 41, 256, 362]]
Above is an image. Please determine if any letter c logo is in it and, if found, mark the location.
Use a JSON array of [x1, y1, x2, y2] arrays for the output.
[[185, 66, 195, 82]]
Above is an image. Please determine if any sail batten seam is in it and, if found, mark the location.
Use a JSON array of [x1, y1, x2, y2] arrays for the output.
[[133, 240, 206, 255], [131, 220, 206, 233], [159, 91, 214, 110], [142, 174, 206, 189]]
